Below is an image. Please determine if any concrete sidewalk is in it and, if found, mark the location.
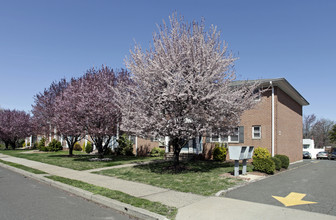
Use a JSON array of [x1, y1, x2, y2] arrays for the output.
[[0, 153, 335, 220]]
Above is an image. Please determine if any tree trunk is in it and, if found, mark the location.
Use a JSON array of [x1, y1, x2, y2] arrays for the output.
[[10, 141, 16, 150], [95, 138, 104, 158], [171, 137, 183, 169], [173, 147, 180, 167], [4, 142, 9, 150], [65, 138, 74, 157], [69, 147, 73, 156]]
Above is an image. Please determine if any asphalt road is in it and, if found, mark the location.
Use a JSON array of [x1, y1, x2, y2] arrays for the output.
[[225, 159, 336, 216], [0, 166, 132, 220]]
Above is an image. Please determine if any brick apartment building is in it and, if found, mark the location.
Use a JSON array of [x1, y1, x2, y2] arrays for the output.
[[190, 78, 309, 163], [27, 78, 308, 163]]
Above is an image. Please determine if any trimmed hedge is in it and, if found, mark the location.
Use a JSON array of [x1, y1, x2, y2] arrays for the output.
[[253, 158, 275, 174], [253, 147, 271, 160], [213, 145, 227, 161], [73, 142, 82, 151], [275, 154, 289, 169], [271, 157, 282, 171], [150, 147, 165, 157]]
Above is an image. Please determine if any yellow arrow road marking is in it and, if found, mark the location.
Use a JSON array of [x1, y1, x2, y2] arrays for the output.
[[272, 192, 317, 207]]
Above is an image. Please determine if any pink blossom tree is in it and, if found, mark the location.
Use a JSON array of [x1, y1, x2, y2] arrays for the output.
[[52, 78, 85, 156], [75, 66, 128, 156], [31, 79, 67, 136], [115, 14, 260, 166], [0, 109, 31, 149]]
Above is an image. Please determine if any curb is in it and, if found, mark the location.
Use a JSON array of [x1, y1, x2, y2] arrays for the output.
[[0, 163, 168, 220]]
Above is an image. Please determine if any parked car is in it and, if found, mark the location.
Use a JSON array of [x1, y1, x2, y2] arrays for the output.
[[316, 151, 329, 160], [329, 152, 336, 160], [303, 151, 312, 159]]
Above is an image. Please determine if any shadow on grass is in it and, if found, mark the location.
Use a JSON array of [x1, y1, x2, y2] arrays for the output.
[[46, 153, 159, 163], [133, 160, 236, 174]]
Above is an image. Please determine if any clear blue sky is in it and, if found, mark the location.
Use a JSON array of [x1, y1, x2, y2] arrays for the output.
[[1, 0, 335, 121]]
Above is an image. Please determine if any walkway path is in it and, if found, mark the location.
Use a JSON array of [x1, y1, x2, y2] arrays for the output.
[[0, 153, 204, 208]]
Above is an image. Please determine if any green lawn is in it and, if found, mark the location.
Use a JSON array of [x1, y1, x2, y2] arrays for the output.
[[94, 161, 252, 196], [0, 150, 163, 171], [0, 159, 47, 174], [47, 175, 177, 219]]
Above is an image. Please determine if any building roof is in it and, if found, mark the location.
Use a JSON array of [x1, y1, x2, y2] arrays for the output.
[[231, 78, 309, 106]]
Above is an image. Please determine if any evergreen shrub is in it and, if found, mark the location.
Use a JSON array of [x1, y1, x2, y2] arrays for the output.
[[150, 147, 165, 157], [271, 156, 282, 171], [212, 143, 227, 161], [85, 142, 93, 154], [253, 147, 271, 160], [116, 134, 134, 156], [275, 154, 289, 169], [73, 142, 82, 151], [37, 137, 46, 151], [253, 158, 275, 174], [48, 139, 63, 151]]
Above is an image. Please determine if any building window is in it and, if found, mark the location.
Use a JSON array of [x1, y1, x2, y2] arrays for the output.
[[303, 144, 309, 149], [252, 126, 261, 139], [211, 128, 239, 143], [253, 89, 261, 101]]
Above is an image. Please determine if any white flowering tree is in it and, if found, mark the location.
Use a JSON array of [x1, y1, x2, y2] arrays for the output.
[[115, 14, 259, 166]]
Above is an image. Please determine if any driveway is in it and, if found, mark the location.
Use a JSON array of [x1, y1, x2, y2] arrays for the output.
[[224, 160, 336, 216]]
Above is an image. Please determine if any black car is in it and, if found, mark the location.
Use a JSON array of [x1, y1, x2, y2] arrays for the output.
[[329, 152, 336, 160], [303, 151, 312, 159]]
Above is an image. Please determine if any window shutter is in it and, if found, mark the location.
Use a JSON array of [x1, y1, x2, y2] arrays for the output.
[[239, 126, 244, 143]]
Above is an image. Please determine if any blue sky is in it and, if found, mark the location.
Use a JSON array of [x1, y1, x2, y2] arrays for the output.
[[0, 0, 335, 121]]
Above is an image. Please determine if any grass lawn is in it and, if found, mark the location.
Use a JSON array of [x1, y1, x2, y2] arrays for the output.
[[47, 175, 177, 219], [0, 149, 163, 171], [94, 160, 252, 196], [0, 159, 47, 174]]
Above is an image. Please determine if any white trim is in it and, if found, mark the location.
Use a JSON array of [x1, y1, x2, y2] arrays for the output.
[[165, 136, 169, 153], [210, 128, 239, 143], [252, 126, 261, 139]]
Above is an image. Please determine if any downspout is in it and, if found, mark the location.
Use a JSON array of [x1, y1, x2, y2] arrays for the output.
[[270, 81, 275, 157]]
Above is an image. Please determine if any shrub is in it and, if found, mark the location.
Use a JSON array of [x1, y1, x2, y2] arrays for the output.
[[275, 154, 289, 169], [85, 142, 93, 154], [150, 147, 165, 157], [48, 139, 63, 152], [159, 148, 165, 157], [253, 147, 271, 160], [37, 137, 46, 151], [116, 134, 134, 156], [104, 147, 113, 155], [73, 142, 82, 151], [40, 146, 49, 152], [32, 142, 38, 150], [271, 157, 282, 171], [212, 143, 227, 161], [253, 158, 275, 174]]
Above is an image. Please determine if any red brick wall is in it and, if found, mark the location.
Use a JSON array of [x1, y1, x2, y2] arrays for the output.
[[135, 137, 159, 156], [230, 89, 273, 154], [224, 87, 303, 163], [275, 88, 303, 162]]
